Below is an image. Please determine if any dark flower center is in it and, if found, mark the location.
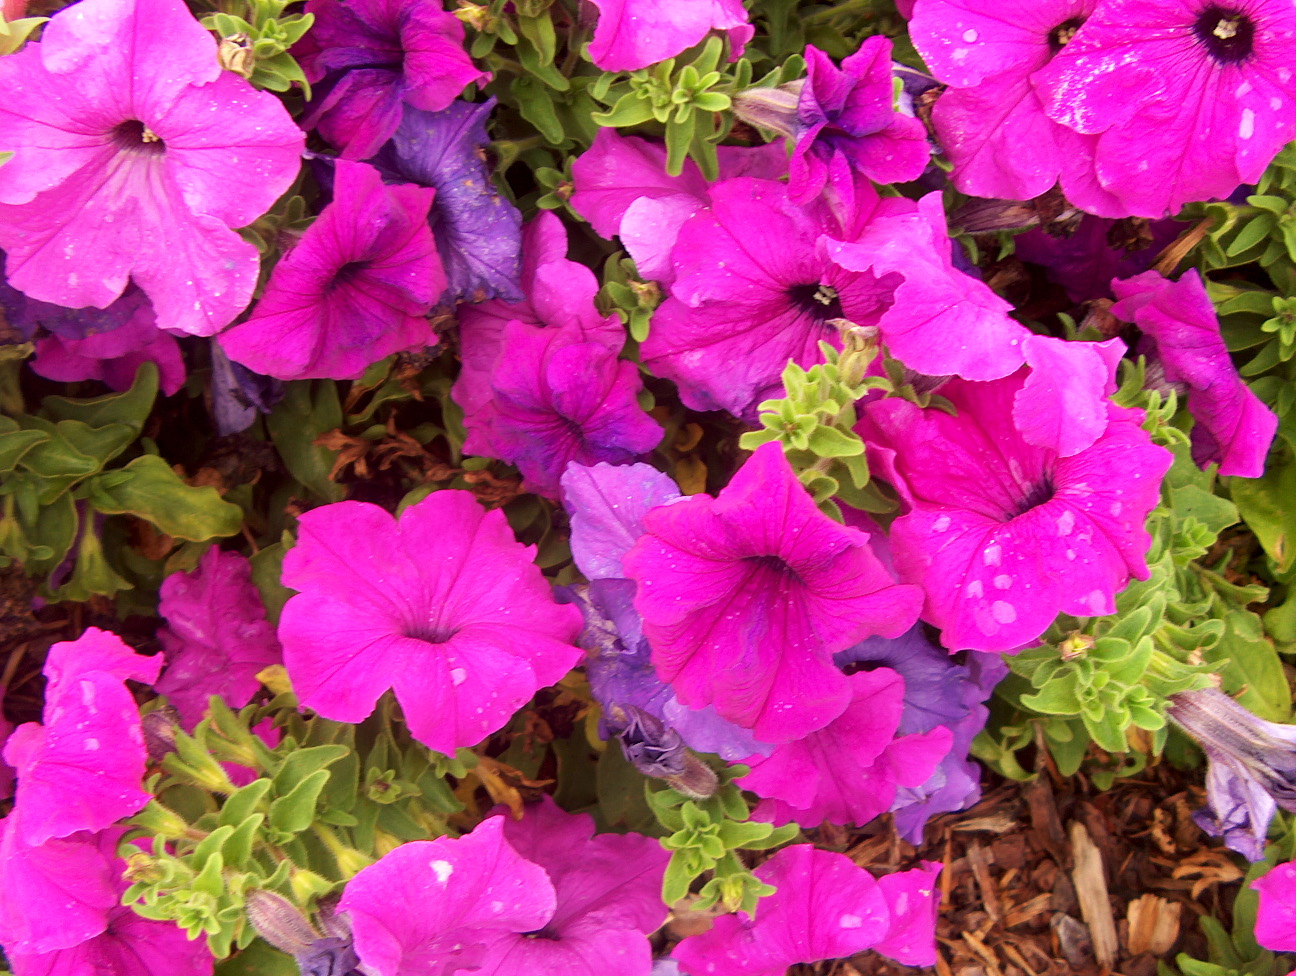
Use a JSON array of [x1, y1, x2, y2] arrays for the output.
[[332, 261, 369, 287], [1193, 5, 1256, 63], [1010, 476, 1056, 518], [1047, 17, 1085, 53], [401, 624, 457, 644], [787, 283, 844, 325], [743, 554, 803, 585], [112, 119, 166, 155]]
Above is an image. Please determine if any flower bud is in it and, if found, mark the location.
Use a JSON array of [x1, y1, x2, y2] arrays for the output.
[[731, 84, 801, 139], [607, 705, 718, 800]]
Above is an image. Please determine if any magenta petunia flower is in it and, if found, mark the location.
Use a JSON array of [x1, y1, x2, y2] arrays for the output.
[[1033, 0, 1296, 217], [218, 160, 444, 381], [295, 0, 488, 160], [340, 816, 557, 976], [7, 903, 213, 976], [737, 669, 953, 828], [673, 845, 940, 976], [0, 0, 303, 335], [1111, 269, 1278, 478], [1254, 861, 1296, 952], [40, 627, 161, 697], [909, 0, 1117, 211], [859, 373, 1172, 652], [643, 176, 904, 419], [461, 319, 664, 500], [279, 490, 583, 754], [623, 443, 923, 742], [1013, 334, 1124, 458], [586, 0, 752, 72], [788, 40, 930, 201], [570, 129, 786, 284], [155, 548, 283, 730]]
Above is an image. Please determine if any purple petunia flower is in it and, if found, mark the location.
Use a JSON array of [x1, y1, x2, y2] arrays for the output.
[[1013, 215, 1180, 303], [859, 373, 1172, 652], [1033, 0, 1296, 217], [643, 176, 904, 420], [585, 0, 752, 72], [295, 0, 488, 160], [570, 129, 787, 284], [910, 0, 1119, 211], [279, 491, 583, 755], [1254, 861, 1296, 951], [218, 159, 445, 381], [1110, 269, 1278, 478], [371, 99, 523, 303], [624, 443, 923, 742], [155, 548, 283, 730], [209, 343, 282, 437], [3, 629, 161, 847], [460, 319, 664, 500], [562, 461, 681, 582], [737, 669, 953, 828], [0, 0, 303, 335], [673, 845, 941, 975]]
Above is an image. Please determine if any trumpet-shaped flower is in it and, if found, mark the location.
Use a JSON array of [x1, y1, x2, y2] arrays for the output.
[[624, 443, 922, 742], [0, 0, 303, 335], [586, 0, 752, 72], [279, 491, 582, 754], [1254, 861, 1296, 952]]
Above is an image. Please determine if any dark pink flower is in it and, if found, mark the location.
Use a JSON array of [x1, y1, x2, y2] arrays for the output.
[[0, 0, 303, 335], [296, 0, 488, 160], [7, 904, 213, 976], [586, 0, 752, 72], [738, 669, 952, 828], [859, 374, 1172, 652], [1013, 215, 1181, 302], [1111, 269, 1278, 477], [1013, 334, 1124, 458], [673, 845, 940, 975], [155, 548, 283, 730], [1254, 861, 1296, 952], [623, 443, 922, 742], [462, 319, 663, 500], [218, 160, 444, 381], [1034, 0, 1296, 216], [280, 491, 583, 754]]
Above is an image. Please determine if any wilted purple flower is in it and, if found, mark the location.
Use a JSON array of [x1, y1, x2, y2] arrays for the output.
[[209, 344, 282, 436], [624, 443, 923, 742], [372, 99, 523, 303], [1111, 269, 1278, 477], [1169, 687, 1296, 860], [606, 705, 719, 799], [218, 160, 445, 381], [1034, 0, 1296, 217], [0, 0, 303, 335], [245, 890, 361, 976], [585, 0, 752, 72], [295, 0, 488, 160]]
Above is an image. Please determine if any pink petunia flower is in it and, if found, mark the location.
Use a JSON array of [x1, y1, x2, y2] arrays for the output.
[[1033, 0, 1296, 217], [673, 845, 941, 975], [859, 373, 1172, 652], [1111, 269, 1278, 478], [585, 0, 752, 72], [737, 669, 953, 828], [279, 491, 583, 755], [7, 903, 213, 976], [218, 159, 444, 380], [623, 443, 923, 742], [1254, 861, 1296, 952], [461, 319, 663, 500], [155, 548, 284, 730], [0, 0, 303, 335], [295, 0, 488, 160]]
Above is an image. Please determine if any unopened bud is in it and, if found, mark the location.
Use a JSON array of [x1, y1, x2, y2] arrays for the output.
[[607, 705, 718, 800], [217, 33, 255, 79], [731, 84, 801, 139], [141, 706, 181, 762]]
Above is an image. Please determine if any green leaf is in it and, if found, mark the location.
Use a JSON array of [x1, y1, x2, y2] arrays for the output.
[[41, 362, 158, 432], [804, 424, 864, 458], [85, 455, 242, 541], [266, 381, 346, 502], [1230, 460, 1296, 572], [268, 769, 331, 835], [249, 538, 291, 626], [1207, 609, 1291, 721], [0, 418, 50, 473], [218, 779, 274, 829]]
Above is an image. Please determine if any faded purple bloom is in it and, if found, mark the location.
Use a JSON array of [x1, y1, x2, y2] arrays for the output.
[[460, 318, 663, 500], [644, 176, 903, 419], [209, 343, 282, 436], [155, 548, 283, 730], [371, 99, 523, 302], [606, 704, 720, 798], [245, 890, 361, 976], [0, 0, 303, 335], [859, 373, 1171, 652], [295, 0, 488, 160], [1254, 861, 1296, 951], [738, 669, 952, 828], [1111, 269, 1278, 477], [586, 0, 752, 72], [561, 462, 681, 581], [624, 443, 923, 742], [570, 129, 786, 284], [219, 160, 444, 381], [910, 0, 1116, 211], [1034, 0, 1296, 217], [279, 491, 583, 754], [788, 40, 930, 200], [674, 845, 940, 975], [1013, 216, 1180, 303], [1169, 687, 1296, 860]]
